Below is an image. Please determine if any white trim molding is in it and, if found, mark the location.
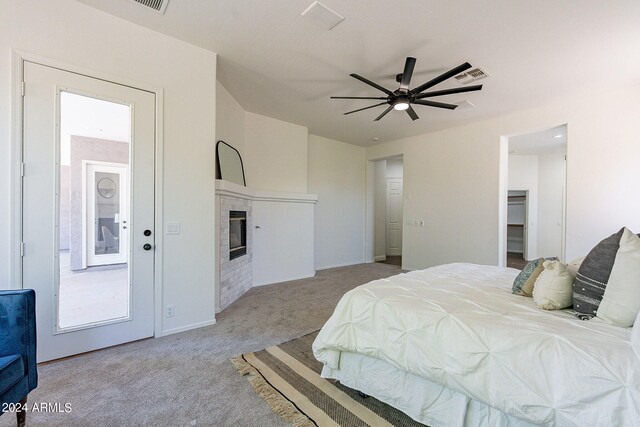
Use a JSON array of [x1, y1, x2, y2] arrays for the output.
[[215, 179, 318, 204]]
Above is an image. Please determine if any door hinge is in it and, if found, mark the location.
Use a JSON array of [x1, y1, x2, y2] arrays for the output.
[[21, 81, 25, 97], [20, 242, 24, 257], [20, 162, 25, 177]]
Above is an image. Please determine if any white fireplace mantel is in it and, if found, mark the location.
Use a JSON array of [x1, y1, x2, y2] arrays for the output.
[[215, 180, 318, 204]]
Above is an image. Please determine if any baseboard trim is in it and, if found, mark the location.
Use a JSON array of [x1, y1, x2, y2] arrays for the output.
[[315, 261, 364, 270], [160, 319, 217, 337], [252, 271, 317, 287], [373, 255, 387, 262]]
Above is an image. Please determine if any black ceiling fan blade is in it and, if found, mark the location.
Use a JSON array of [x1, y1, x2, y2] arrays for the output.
[[331, 96, 389, 100], [406, 106, 419, 121], [412, 62, 472, 94], [415, 84, 483, 99], [399, 57, 416, 92], [350, 74, 395, 96], [413, 99, 458, 110], [344, 102, 388, 115], [374, 105, 394, 121]]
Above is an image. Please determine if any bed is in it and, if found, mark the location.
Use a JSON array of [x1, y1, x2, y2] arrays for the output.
[[312, 263, 640, 426]]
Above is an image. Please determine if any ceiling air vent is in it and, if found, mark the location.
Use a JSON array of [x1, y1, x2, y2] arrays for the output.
[[454, 67, 489, 85], [131, 0, 170, 14]]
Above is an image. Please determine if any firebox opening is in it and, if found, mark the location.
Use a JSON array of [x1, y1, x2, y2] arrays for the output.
[[229, 210, 247, 260]]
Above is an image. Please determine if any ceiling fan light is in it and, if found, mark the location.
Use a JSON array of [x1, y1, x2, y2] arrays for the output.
[[394, 101, 409, 111]]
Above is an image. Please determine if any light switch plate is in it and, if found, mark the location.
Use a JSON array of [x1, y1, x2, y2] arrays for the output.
[[166, 222, 180, 235]]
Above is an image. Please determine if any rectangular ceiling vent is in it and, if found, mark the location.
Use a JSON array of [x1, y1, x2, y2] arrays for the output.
[[455, 67, 489, 84], [131, 0, 170, 14], [301, 1, 345, 30]]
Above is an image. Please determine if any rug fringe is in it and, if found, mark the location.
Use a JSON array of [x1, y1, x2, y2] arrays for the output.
[[230, 355, 315, 427]]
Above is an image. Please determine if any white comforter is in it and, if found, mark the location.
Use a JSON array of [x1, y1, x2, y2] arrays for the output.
[[313, 263, 640, 426]]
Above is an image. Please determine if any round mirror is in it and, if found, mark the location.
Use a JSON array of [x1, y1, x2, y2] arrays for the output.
[[97, 178, 117, 198]]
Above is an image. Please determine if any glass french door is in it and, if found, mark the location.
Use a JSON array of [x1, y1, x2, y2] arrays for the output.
[[86, 162, 129, 267], [22, 61, 156, 362]]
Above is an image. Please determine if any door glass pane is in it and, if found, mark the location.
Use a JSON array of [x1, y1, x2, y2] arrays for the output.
[[58, 91, 131, 330]]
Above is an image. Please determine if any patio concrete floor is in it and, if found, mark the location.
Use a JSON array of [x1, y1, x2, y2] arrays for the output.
[[58, 250, 129, 329]]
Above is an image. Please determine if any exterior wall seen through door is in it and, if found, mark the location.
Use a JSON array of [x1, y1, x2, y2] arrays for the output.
[[63, 135, 129, 270]]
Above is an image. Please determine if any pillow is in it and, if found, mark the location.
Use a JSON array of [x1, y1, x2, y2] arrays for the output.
[[572, 228, 625, 319], [595, 228, 640, 327], [533, 260, 575, 310], [632, 311, 640, 359], [512, 258, 544, 296], [566, 256, 585, 277]]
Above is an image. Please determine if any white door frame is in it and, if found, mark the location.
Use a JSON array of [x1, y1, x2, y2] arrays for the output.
[[10, 50, 166, 338]]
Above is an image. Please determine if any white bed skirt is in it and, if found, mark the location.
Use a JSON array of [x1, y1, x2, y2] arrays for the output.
[[322, 351, 538, 427]]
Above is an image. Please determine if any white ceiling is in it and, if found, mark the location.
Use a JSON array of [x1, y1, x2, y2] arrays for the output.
[[74, 0, 640, 146], [509, 125, 566, 156]]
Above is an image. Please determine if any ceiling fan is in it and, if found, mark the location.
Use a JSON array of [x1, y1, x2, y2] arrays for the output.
[[331, 57, 483, 121]]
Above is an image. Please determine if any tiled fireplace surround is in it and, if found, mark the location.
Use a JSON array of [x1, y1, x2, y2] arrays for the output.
[[218, 195, 252, 310], [215, 180, 317, 312]]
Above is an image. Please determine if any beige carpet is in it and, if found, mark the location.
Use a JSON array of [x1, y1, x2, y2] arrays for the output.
[[0, 262, 400, 427]]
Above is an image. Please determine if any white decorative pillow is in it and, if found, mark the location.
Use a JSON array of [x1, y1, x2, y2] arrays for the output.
[[632, 311, 640, 359], [596, 228, 640, 327], [566, 256, 585, 277], [533, 260, 575, 310]]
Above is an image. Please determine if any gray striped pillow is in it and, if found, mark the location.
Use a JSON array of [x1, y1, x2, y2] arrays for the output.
[[572, 228, 625, 320]]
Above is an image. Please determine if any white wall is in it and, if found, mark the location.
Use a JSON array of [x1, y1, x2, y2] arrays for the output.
[[537, 154, 565, 258], [0, 0, 217, 335], [308, 134, 365, 269], [366, 85, 640, 269], [216, 81, 246, 158], [252, 200, 315, 286], [508, 155, 539, 258], [217, 85, 367, 271], [244, 112, 308, 193], [386, 158, 404, 178]]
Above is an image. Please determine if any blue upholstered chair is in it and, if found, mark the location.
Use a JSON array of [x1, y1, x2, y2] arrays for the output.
[[0, 290, 37, 427]]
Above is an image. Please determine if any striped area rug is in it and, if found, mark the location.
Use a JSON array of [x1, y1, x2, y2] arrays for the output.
[[231, 331, 427, 427]]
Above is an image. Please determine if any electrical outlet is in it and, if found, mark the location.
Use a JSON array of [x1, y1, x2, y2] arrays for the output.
[[418, 220, 425, 227], [166, 305, 175, 317], [406, 219, 413, 226]]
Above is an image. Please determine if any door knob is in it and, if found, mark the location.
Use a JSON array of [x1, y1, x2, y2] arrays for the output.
[[143, 243, 152, 251], [144, 229, 152, 236]]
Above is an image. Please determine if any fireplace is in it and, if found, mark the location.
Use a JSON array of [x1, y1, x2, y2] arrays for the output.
[[229, 210, 247, 260]]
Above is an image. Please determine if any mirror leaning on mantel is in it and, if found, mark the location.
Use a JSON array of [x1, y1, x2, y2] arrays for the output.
[[216, 140, 246, 186]]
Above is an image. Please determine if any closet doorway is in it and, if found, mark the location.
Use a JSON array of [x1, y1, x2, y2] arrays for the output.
[[507, 190, 529, 269], [502, 125, 567, 268], [374, 157, 404, 267]]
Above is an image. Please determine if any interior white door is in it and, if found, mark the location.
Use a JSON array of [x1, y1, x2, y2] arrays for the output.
[[386, 178, 403, 256], [22, 61, 156, 362]]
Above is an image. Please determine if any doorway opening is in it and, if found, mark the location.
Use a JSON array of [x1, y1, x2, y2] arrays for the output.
[[507, 190, 528, 269], [373, 157, 404, 267], [501, 125, 567, 269]]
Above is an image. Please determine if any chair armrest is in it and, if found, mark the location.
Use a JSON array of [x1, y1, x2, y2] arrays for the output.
[[0, 290, 38, 391]]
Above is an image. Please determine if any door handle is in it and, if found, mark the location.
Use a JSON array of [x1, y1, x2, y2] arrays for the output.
[[143, 243, 152, 251]]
